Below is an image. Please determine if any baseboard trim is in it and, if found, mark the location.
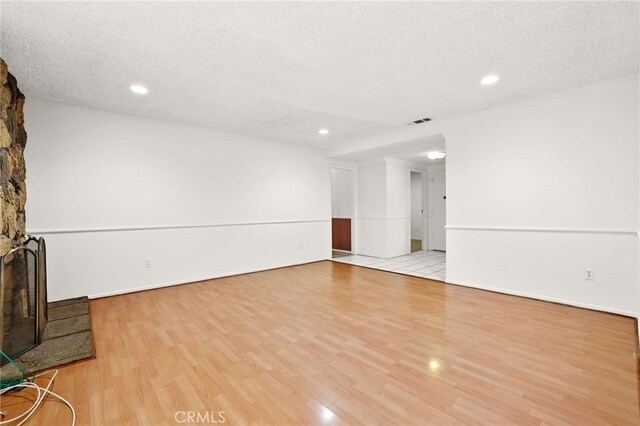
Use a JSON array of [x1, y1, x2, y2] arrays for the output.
[[75, 262, 639, 320], [445, 278, 638, 318], [85, 259, 326, 300], [634, 318, 639, 354]]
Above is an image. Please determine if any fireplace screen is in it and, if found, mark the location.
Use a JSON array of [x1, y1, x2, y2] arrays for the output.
[[0, 237, 47, 365]]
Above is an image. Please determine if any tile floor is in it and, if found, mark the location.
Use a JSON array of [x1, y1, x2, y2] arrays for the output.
[[331, 250, 446, 281]]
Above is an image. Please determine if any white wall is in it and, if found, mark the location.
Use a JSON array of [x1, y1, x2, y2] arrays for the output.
[[356, 161, 387, 257], [410, 172, 423, 240], [445, 75, 639, 316], [355, 158, 417, 258], [24, 99, 331, 301], [330, 168, 353, 218], [386, 159, 411, 257], [332, 74, 640, 317]]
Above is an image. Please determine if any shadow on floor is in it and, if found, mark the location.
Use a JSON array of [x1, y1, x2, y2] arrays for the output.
[[332, 250, 351, 258]]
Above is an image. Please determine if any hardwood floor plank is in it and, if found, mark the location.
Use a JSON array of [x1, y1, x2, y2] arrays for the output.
[[2, 261, 638, 425]]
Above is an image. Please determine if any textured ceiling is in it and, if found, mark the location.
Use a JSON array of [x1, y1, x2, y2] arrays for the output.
[[1, 1, 638, 147]]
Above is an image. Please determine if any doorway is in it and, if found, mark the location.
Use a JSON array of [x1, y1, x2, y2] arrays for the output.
[[428, 168, 446, 251], [410, 171, 424, 253], [330, 168, 354, 258]]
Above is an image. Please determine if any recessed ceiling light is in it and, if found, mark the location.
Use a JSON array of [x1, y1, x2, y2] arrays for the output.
[[318, 129, 329, 135], [130, 84, 149, 95], [481, 75, 499, 85], [426, 151, 446, 160]]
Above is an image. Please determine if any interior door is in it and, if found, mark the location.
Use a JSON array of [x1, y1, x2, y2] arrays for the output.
[[428, 170, 446, 251]]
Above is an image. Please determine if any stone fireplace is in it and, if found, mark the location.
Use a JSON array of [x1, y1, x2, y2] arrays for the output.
[[0, 59, 92, 377], [0, 58, 47, 364]]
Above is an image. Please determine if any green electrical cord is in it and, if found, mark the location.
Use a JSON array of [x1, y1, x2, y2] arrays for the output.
[[0, 349, 27, 389]]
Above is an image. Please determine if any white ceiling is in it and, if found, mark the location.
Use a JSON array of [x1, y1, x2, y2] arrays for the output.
[[1, 1, 638, 147]]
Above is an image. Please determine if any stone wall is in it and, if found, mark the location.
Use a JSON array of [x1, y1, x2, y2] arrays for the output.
[[0, 58, 27, 257], [0, 58, 30, 355]]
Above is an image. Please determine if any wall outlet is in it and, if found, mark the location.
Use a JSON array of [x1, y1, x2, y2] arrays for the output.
[[145, 258, 152, 268], [585, 268, 594, 281], [298, 243, 304, 250]]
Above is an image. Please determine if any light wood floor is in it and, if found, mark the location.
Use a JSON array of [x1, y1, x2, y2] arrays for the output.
[[411, 239, 422, 253], [3, 261, 639, 425]]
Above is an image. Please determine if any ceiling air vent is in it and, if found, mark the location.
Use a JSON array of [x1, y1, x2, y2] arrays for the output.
[[411, 117, 432, 125]]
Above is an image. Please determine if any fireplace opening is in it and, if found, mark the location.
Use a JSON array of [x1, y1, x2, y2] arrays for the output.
[[0, 236, 47, 365]]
